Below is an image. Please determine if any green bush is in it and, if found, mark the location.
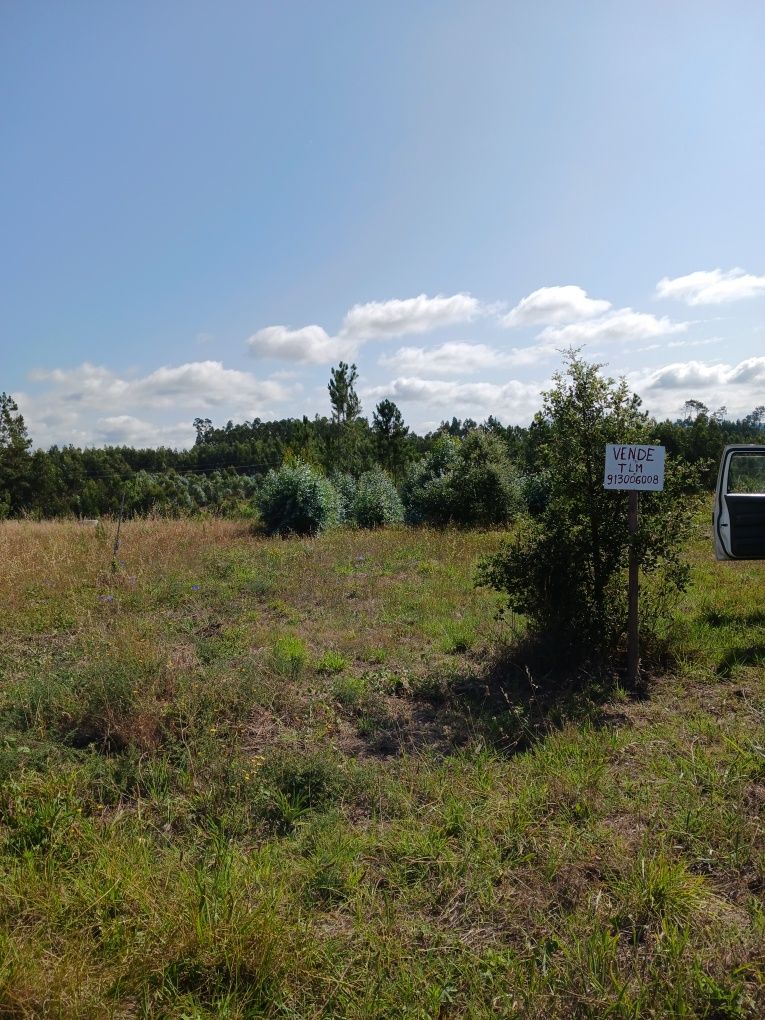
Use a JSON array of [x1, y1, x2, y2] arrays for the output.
[[478, 353, 699, 669], [329, 472, 358, 524], [448, 431, 524, 527], [401, 436, 462, 525], [257, 461, 341, 536], [402, 432, 522, 527], [350, 468, 404, 528]]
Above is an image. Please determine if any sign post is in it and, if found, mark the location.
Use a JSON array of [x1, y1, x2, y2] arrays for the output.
[[627, 491, 639, 685], [603, 444, 665, 685]]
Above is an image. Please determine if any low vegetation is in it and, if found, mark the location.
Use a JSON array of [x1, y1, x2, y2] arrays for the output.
[[0, 514, 763, 1017]]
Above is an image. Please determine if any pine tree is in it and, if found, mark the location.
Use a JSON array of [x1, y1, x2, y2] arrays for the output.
[[0, 393, 32, 517], [328, 363, 361, 424], [372, 398, 409, 477]]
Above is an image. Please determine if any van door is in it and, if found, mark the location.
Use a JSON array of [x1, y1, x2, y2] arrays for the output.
[[714, 445, 765, 560]]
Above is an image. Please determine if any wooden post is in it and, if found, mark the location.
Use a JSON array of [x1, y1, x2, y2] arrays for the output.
[[627, 490, 639, 685]]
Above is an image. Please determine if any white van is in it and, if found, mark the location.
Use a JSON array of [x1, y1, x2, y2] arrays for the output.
[[713, 445, 765, 560]]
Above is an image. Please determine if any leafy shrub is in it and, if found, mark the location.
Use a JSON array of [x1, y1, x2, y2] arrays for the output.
[[350, 468, 404, 528], [257, 461, 341, 536], [401, 436, 461, 525], [448, 431, 524, 527], [402, 431, 522, 527], [329, 472, 358, 523], [477, 353, 699, 669]]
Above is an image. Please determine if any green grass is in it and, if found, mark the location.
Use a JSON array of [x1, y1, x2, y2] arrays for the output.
[[0, 515, 763, 1016]]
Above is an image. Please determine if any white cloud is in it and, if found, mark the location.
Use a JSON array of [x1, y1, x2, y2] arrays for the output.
[[365, 376, 544, 424], [538, 308, 688, 346], [340, 293, 480, 340], [631, 355, 765, 419], [638, 356, 765, 391], [93, 415, 193, 448], [379, 339, 558, 375], [247, 325, 357, 364], [503, 285, 611, 327], [656, 268, 765, 305], [248, 293, 482, 365], [18, 360, 297, 447], [30, 360, 292, 410]]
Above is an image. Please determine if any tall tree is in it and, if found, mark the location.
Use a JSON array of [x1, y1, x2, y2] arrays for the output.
[[683, 399, 709, 423], [0, 393, 32, 517], [328, 363, 365, 473], [328, 363, 361, 424], [193, 417, 214, 445], [372, 398, 409, 477]]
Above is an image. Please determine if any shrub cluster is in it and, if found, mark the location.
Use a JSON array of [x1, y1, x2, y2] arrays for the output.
[[125, 470, 259, 517], [256, 435, 529, 536], [402, 432, 523, 527]]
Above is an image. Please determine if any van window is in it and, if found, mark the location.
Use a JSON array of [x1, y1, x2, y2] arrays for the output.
[[727, 453, 765, 494]]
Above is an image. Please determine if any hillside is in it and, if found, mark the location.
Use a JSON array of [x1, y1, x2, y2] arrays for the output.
[[0, 519, 763, 1017]]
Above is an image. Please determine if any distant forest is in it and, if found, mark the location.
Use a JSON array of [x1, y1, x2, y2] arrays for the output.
[[1, 362, 763, 519]]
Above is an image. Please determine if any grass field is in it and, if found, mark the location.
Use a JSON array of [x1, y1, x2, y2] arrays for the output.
[[0, 516, 764, 1018]]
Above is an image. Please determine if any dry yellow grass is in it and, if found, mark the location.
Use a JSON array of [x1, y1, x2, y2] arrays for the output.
[[2, 517, 251, 602]]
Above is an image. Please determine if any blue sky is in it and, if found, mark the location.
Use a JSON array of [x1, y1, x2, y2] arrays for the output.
[[2, 0, 764, 447]]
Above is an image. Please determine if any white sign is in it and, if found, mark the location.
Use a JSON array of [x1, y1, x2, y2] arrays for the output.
[[604, 444, 665, 491]]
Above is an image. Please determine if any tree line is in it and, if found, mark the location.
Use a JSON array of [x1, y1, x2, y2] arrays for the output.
[[0, 360, 763, 520]]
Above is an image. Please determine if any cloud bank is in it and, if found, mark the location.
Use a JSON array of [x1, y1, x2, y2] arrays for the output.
[[538, 308, 688, 346], [248, 293, 481, 365], [365, 376, 544, 423], [378, 340, 557, 375], [657, 268, 765, 305], [631, 355, 765, 420], [18, 361, 296, 447]]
